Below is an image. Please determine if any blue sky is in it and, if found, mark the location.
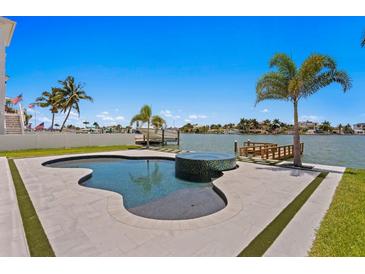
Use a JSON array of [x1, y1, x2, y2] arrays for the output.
[[5, 16, 365, 127]]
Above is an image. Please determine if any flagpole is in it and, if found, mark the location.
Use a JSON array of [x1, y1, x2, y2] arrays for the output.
[[34, 106, 37, 131]]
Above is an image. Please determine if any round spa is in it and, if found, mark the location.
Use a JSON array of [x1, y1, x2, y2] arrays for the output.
[[175, 152, 236, 182]]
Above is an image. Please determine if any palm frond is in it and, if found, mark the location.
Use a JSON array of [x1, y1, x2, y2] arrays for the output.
[[140, 105, 152, 119], [300, 70, 352, 98], [269, 53, 297, 79], [152, 115, 166, 129], [255, 72, 290, 104], [298, 54, 336, 83], [130, 114, 146, 125]]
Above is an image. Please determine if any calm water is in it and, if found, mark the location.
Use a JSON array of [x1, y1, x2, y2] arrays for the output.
[[179, 134, 365, 168], [48, 158, 218, 208]]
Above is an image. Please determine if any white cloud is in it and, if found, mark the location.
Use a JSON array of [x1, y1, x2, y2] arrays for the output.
[[188, 114, 208, 120], [27, 108, 40, 114], [261, 108, 269, 113], [68, 111, 80, 120], [184, 119, 192, 123], [96, 112, 126, 123], [161, 110, 172, 117], [102, 116, 115, 121], [300, 115, 323, 122], [70, 111, 79, 116], [39, 116, 52, 123], [161, 110, 181, 119]]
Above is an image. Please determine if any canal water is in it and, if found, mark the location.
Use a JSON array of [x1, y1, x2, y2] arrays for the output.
[[178, 134, 365, 168]]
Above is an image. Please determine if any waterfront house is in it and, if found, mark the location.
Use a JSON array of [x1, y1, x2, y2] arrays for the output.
[[0, 17, 21, 135], [353, 123, 365, 134]]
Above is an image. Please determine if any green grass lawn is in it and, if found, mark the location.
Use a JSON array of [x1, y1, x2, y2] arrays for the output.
[[309, 168, 365, 256], [0, 145, 140, 159], [8, 159, 55, 256]]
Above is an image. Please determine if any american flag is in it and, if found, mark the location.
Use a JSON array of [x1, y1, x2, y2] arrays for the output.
[[28, 104, 35, 109], [11, 94, 23, 105], [35, 122, 45, 131]]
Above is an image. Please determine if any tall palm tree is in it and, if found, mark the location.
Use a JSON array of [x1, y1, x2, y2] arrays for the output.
[[130, 105, 165, 148], [256, 53, 351, 166], [35, 88, 62, 130], [56, 76, 93, 132]]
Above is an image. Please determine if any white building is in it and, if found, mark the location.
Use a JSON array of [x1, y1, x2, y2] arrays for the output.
[[353, 123, 365, 135], [0, 17, 17, 135], [299, 120, 318, 129]]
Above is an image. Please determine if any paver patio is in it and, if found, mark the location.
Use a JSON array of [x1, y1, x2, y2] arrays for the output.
[[0, 157, 29, 256], [10, 149, 330, 256]]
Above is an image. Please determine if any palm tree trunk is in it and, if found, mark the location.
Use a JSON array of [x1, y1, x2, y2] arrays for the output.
[[147, 120, 150, 148], [60, 107, 72, 132], [51, 113, 55, 131], [293, 100, 302, 167]]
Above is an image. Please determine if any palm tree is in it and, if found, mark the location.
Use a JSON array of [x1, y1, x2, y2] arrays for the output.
[[338, 123, 343, 134], [361, 33, 365, 47], [93, 122, 100, 129], [343, 123, 354, 134], [56, 76, 93, 132], [320, 120, 332, 132], [23, 108, 32, 126], [130, 105, 165, 148], [35, 88, 62, 130], [256, 53, 351, 166], [151, 115, 166, 133]]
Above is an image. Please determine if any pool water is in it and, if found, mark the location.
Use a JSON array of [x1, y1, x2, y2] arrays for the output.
[[47, 158, 226, 219]]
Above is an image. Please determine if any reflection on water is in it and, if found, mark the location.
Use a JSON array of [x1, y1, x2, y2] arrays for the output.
[[179, 134, 365, 168], [129, 160, 163, 193]]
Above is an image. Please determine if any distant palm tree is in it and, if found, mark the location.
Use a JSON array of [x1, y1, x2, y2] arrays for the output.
[[256, 53, 351, 166], [93, 122, 100, 129], [35, 88, 62, 130], [130, 105, 165, 148], [23, 108, 32, 126], [152, 115, 166, 132], [320, 120, 332, 132], [338, 123, 343, 134], [343, 124, 354, 134], [56, 76, 93, 132]]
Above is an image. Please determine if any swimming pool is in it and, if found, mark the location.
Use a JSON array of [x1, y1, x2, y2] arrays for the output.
[[45, 157, 226, 220]]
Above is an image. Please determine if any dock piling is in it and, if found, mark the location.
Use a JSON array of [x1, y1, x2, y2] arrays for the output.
[[162, 129, 165, 146]]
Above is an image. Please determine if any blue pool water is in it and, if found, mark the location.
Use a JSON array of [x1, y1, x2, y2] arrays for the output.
[[47, 158, 222, 209]]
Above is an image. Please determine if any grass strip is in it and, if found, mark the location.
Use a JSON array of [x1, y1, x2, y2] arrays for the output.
[[8, 159, 55, 257], [0, 145, 140, 159], [238, 171, 328, 257], [309, 168, 365, 256]]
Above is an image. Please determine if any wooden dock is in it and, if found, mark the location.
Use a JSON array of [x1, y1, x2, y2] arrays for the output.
[[238, 141, 304, 160], [135, 128, 180, 145]]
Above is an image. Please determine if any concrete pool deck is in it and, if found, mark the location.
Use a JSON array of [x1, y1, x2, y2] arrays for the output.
[[0, 157, 29, 256], [2, 150, 344, 256]]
